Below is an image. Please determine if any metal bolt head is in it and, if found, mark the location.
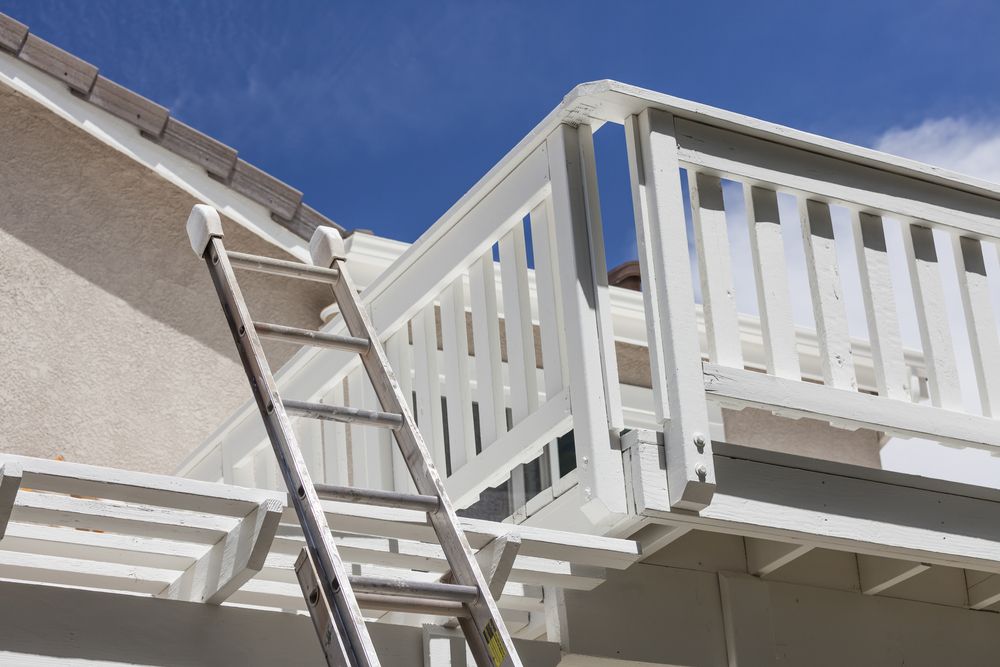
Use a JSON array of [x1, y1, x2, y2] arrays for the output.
[[693, 432, 706, 447], [695, 463, 708, 480]]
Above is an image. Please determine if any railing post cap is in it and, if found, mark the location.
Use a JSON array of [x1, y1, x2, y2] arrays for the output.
[[309, 226, 347, 268], [186, 204, 224, 257]]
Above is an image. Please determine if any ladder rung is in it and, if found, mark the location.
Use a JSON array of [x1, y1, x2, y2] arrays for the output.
[[349, 575, 479, 604], [227, 251, 341, 284], [254, 321, 370, 353], [354, 592, 469, 618], [283, 400, 404, 430], [313, 483, 440, 514]]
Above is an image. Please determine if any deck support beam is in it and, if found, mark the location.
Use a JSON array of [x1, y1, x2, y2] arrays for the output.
[[746, 538, 813, 577], [157, 498, 283, 604], [858, 555, 929, 595]]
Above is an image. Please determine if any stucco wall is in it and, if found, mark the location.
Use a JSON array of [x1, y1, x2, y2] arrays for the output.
[[0, 85, 332, 473]]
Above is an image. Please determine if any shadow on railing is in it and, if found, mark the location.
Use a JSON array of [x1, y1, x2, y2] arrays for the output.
[[182, 81, 1000, 525]]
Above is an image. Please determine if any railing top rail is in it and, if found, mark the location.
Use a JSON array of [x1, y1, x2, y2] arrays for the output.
[[569, 80, 1000, 204]]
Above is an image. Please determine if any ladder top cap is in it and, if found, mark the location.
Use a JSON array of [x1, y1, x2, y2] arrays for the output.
[[309, 226, 346, 268], [186, 204, 224, 257]]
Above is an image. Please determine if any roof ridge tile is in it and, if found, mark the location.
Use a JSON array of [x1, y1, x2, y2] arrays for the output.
[[0, 10, 348, 240]]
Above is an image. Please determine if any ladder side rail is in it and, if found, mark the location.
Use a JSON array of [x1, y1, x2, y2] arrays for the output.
[[323, 251, 522, 667], [188, 208, 378, 667]]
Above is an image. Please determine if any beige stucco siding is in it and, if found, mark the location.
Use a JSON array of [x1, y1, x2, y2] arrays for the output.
[[0, 85, 331, 473]]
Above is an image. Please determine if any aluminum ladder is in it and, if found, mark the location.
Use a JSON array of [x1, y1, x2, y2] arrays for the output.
[[186, 205, 521, 667]]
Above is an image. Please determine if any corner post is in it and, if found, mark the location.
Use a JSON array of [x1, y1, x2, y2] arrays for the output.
[[625, 108, 715, 511], [545, 123, 627, 526]]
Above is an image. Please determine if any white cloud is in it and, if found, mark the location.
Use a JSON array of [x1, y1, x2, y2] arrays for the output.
[[874, 116, 1000, 184]]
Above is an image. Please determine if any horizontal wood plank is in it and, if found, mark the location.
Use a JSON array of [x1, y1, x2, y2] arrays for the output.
[[703, 364, 1000, 450]]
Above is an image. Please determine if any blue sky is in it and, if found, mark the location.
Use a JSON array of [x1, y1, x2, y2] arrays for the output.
[[4, 0, 1000, 258]]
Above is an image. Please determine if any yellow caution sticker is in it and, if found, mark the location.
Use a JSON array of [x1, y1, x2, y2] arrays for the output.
[[483, 619, 507, 666]]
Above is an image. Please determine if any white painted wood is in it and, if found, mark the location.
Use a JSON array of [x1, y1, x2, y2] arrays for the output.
[[626, 109, 714, 511], [968, 573, 1000, 610], [13, 491, 234, 544], [2, 522, 202, 570], [0, 454, 272, 517], [346, 369, 372, 487], [578, 124, 624, 431], [0, 549, 175, 594], [269, 534, 607, 591], [322, 380, 351, 486], [901, 224, 962, 410], [368, 144, 550, 339], [634, 444, 1000, 574], [469, 251, 507, 448], [294, 416, 324, 483], [446, 390, 572, 509], [746, 185, 801, 380], [671, 114, 1000, 239], [363, 368, 395, 491], [386, 331, 416, 493], [718, 572, 776, 667], [952, 235, 1000, 417], [296, 499, 640, 569], [529, 201, 571, 495], [0, 462, 22, 539], [857, 554, 929, 595], [800, 198, 857, 390], [703, 363, 1000, 449], [689, 171, 743, 368], [746, 537, 813, 576], [439, 278, 476, 472], [412, 304, 447, 473], [548, 122, 626, 524], [629, 522, 692, 559], [157, 498, 283, 604], [500, 223, 539, 523], [849, 212, 910, 400]]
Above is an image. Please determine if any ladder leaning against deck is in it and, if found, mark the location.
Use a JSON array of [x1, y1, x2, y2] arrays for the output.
[[186, 205, 521, 667]]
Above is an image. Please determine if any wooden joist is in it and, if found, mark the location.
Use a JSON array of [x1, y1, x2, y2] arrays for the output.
[[157, 498, 283, 604], [746, 538, 813, 577], [857, 555, 929, 596]]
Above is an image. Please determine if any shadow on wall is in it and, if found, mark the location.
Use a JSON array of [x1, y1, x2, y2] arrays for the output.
[[0, 85, 331, 361]]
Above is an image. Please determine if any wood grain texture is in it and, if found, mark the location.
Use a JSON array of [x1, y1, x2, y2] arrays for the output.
[[156, 117, 238, 180], [703, 363, 1000, 449], [88, 75, 168, 136], [0, 13, 27, 53], [230, 158, 303, 220], [17, 34, 97, 94], [627, 109, 714, 510], [902, 224, 962, 410], [850, 212, 909, 400], [800, 198, 856, 390], [690, 171, 743, 367], [952, 236, 1000, 417], [746, 185, 801, 380]]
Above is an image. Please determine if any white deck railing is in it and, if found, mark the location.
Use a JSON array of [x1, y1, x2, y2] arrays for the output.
[[180, 81, 1000, 526]]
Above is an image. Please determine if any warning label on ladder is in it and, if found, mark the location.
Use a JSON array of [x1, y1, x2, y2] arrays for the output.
[[483, 619, 507, 666]]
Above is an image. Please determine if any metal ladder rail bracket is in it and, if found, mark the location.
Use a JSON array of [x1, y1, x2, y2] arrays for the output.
[[310, 226, 522, 667], [187, 205, 378, 667]]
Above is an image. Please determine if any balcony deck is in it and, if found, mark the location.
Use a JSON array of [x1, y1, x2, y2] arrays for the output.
[[176, 82, 1000, 607]]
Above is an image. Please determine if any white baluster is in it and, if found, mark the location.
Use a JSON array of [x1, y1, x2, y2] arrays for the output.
[[800, 199, 856, 390]]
